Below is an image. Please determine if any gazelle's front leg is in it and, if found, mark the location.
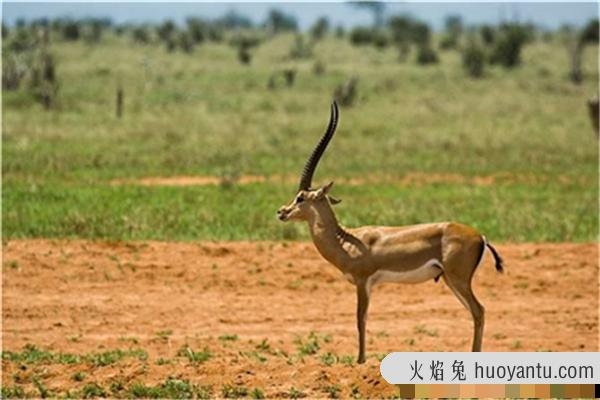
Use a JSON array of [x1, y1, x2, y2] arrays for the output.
[[356, 279, 370, 364]]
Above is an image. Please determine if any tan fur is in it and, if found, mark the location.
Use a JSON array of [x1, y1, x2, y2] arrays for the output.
[[278, 184, 491, 363]]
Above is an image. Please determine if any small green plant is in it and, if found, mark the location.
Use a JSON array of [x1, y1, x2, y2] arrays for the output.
[[177, 346, 211, 363], [256, 338, 270, 351], [82, 382, 106, 398], [1, 385, 26, 399], [250, 387, 265, 399], [351, 385, 362, 399], [320, 352, 338, 366], [323, 384, 341, 399], [295, 332, 320, 356], [72, 371, 86, 382], [156, 330, 173, 340], [219, 334, 239, 342], [33, 377, 50, 398], [289, 387, 307, 399], [414, 324, 438, 337], [222, 384, 248, 399], [340, 355, 355, 365]]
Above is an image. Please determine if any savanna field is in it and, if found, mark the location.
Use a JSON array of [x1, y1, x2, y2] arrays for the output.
[[2, 17, 599, 399]]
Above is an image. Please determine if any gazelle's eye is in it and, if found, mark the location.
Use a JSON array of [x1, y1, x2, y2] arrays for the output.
[[296, 196, 304, 203]]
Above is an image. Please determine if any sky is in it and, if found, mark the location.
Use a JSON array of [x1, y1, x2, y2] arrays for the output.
[[2, 2, 598, 31]]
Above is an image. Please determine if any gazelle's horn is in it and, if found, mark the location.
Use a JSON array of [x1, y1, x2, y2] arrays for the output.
[[298, 101, 339, 191]]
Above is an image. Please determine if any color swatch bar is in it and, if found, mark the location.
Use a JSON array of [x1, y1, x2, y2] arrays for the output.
[[396, 384, 599, 398]]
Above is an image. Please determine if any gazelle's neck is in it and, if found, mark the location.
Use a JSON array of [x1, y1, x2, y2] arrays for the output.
[[306, 201, 352, 266]]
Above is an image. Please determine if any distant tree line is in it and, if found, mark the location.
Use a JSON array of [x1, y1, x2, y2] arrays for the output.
[[1, 9, 598, 112]]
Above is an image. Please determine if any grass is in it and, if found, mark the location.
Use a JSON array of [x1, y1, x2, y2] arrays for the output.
[[177, 345, 211, 364], [3, 180, 594, 241], [1, 344, 148, 366], [2, 34, 598, 242]]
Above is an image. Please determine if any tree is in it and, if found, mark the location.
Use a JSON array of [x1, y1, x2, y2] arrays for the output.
[[157, 20, 176, 42], [265, 9, 298, 34], [217, 11, 253, 29], [440, 15, 463, 49], [310, 17, 329, 41], [350, 1, 385, 28]]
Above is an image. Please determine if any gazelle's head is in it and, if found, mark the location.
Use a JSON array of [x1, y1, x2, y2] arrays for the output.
[[277, 101, 341, 222]]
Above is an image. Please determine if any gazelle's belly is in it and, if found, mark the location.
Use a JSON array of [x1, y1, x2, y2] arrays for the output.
[[368, 259, 443, 286]]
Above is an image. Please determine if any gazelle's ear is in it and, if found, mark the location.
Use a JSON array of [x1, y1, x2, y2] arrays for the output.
[[327, 195, 342, 205], [315, 181, 335, 199]]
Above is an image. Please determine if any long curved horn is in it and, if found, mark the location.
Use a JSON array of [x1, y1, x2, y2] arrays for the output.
[[298, 101, 339, 191]]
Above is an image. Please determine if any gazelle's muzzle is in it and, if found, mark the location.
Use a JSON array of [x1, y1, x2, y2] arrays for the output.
[[277, 206, 290, 221]]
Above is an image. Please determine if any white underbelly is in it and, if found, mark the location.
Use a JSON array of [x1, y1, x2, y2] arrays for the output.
[[369, 259, 443, 286]]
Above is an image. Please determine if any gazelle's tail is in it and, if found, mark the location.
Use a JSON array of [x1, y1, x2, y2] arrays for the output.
[[482, 236, 504, 273]]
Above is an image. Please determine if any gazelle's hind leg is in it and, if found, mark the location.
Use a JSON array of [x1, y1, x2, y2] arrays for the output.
[[442, 275, 485, 351], [441, 236, 486, 351]]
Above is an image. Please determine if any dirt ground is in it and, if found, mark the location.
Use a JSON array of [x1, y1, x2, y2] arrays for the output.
[[2, 240, 598, 398]]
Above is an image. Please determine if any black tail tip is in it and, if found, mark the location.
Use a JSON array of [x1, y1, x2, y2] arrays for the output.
[[486, 242, 504, 273]]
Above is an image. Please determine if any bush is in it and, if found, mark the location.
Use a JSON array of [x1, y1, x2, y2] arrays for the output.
[[186, 17, 207, 43], [389, 15, 431, 46], [349, 27, 375, 46], [580, 19, 599, 44], [310, 17, 329, 41], [462, 40, 486, 78], [416, 45, 439, 64], [6, 28, 36, 53], [2, 55, 27, 90], [265, 9, 298, 34], [490, 24, 529, 67], [156, 20, 176, 42], [480, 25, 495, 45], [372, 30, 390, 49], [178, 31, 194, 53], [131, 26, 150, 44], [62, 20, 80, 41]]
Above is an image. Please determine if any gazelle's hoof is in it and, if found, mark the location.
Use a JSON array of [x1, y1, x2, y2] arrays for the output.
[[357, 355, 366, 364]]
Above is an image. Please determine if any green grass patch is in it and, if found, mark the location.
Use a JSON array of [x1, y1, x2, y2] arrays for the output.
[[4, 179, 594, 242], [1, 344, 148, 366], [177, 345, 211, 364]]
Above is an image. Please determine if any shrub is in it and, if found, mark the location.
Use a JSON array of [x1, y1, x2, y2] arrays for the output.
[[62, 20, 80, 41], [416, 45, 439, 64], [131, 26, 150, 44], [463, 39, 486, 78], [178, 31, 194, 53], [580, 18, 599, 44], [186, 17, 207, 43], [490, 24, 529, 67], [349, 26, 375, 46], [265, 9, 298, 34], [2, 55, 27, 90], [310, 17, 329, 41], [156, 20, 176, 42], [480, 25, 495, 45], [388, 15, 431, 46]]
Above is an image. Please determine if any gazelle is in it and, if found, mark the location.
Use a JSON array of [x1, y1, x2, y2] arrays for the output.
[[277, 101, 504, 364]]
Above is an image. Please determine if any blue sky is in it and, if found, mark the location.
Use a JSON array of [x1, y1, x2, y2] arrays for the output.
[[2, 2, 598, 30]]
